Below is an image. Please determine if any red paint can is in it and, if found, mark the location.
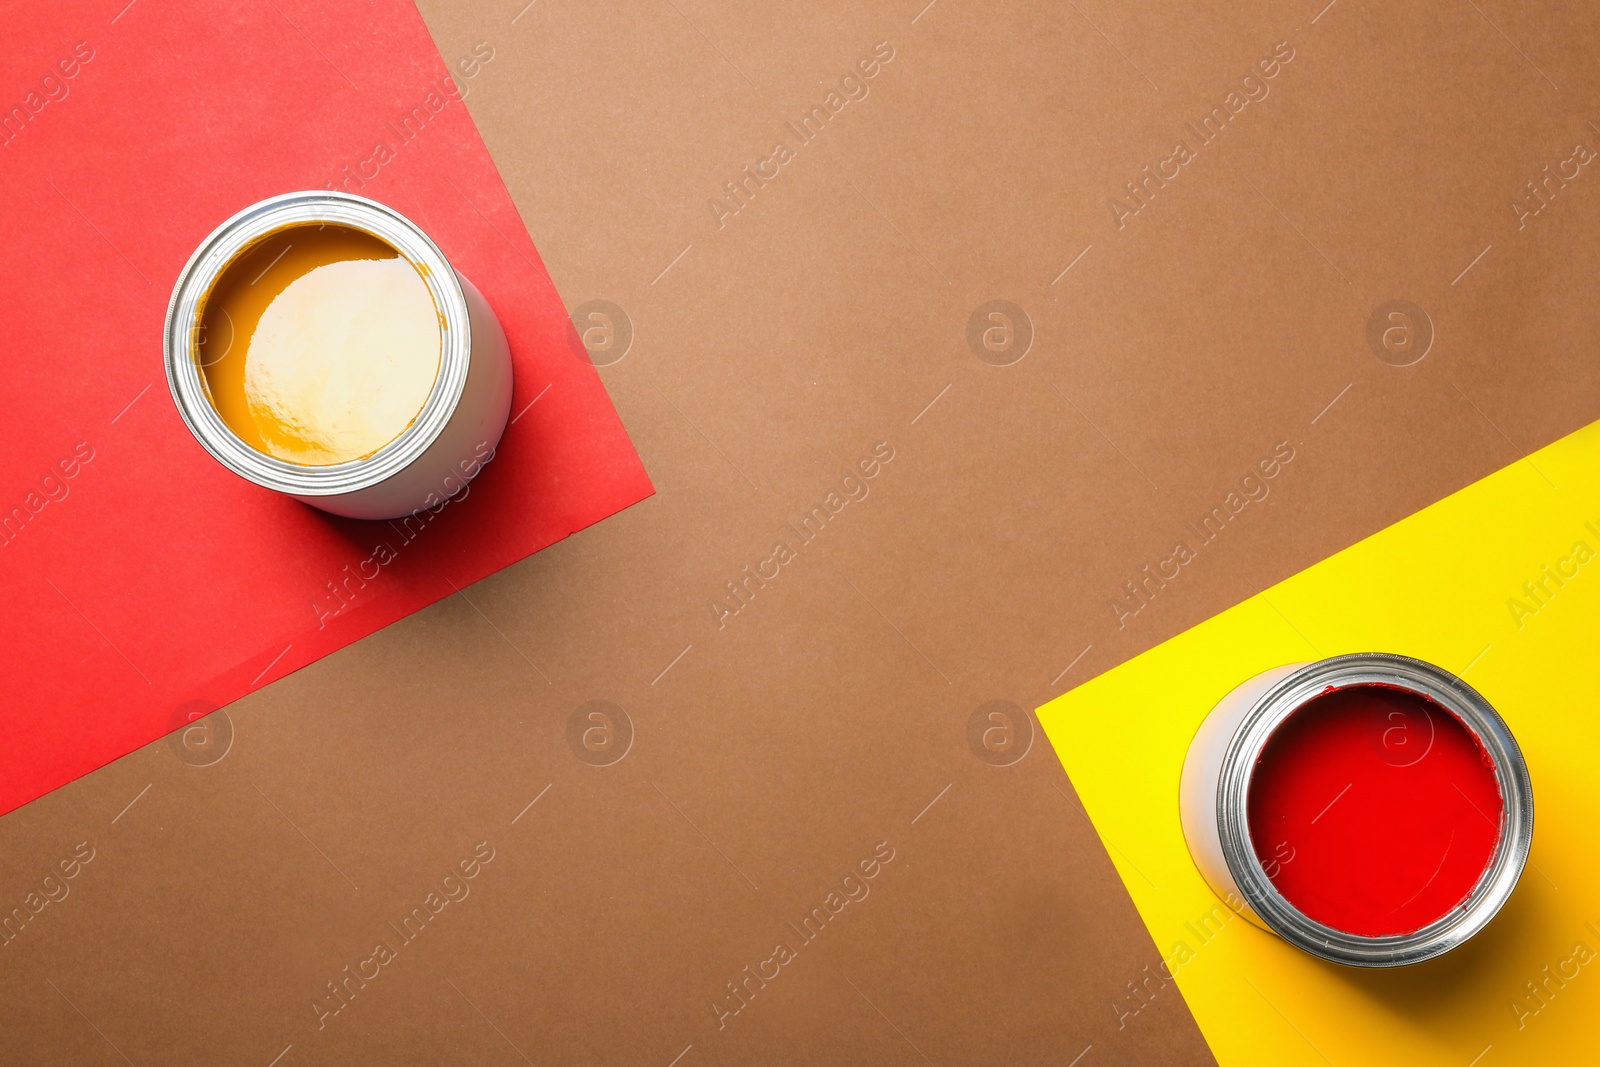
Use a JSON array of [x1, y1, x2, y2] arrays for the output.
[[1180, 653, 1533, 966]]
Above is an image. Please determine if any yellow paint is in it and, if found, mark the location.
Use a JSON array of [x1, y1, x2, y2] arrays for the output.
[[198, 224, 439, 466], [1038, 420, 1600, 1066]]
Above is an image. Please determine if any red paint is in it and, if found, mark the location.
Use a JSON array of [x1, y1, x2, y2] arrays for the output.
[[1247, 684, 1503, 937]]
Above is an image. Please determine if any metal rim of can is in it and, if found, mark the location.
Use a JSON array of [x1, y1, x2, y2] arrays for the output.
[[1215, 652, 1533, 968], [163, 190, 472, 499]]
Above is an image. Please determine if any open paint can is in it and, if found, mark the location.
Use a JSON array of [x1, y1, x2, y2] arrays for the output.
[[1180, 653, 1533, 967], [164, 191, 512, 520]]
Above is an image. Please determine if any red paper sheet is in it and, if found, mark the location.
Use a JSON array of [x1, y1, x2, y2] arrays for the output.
[[0, 0, 653, 815]]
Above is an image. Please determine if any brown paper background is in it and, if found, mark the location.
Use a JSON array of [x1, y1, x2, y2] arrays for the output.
[[5, 1, 1600, 1063]]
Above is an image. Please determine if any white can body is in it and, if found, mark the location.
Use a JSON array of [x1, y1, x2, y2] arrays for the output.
[[1177, 662, 1302, 933]]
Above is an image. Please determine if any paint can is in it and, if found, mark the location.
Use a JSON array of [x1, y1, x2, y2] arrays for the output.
[[164, 191, 512, 520], [1179, 653, 1532, 966]]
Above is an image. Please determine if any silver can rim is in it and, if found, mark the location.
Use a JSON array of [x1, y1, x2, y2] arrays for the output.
[[163, 191, 472, 498], [1217, 652, 1533, 967]]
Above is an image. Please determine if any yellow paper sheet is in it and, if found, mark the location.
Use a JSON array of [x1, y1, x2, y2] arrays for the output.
[[1038, 420, 1600, 1066]]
